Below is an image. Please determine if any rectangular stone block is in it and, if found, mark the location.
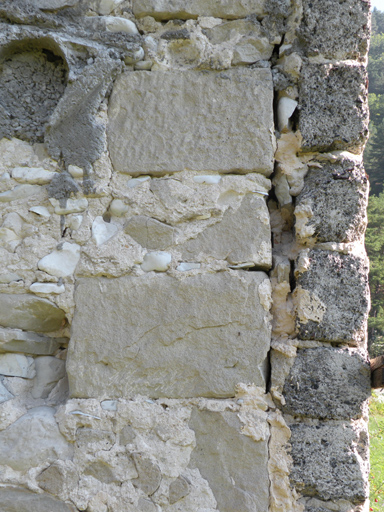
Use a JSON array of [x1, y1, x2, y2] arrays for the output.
[[108, 69, 275, 176], [282, 347, 370, 420], [295, 250, 369, 345], [67, 271, 271, 399], [132, 0, 267, 20], [189, 407, 269, 512], [289, 422, 369, 503], [299, 63, 368, 153]]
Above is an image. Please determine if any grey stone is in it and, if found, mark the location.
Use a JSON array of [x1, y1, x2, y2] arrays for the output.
[[169, 475, 191, 504], [138, 498, 157, 512], [0, 407, 73, 471], [299, 0, 370, 60], [67, 272, 271, 399], [124, 216, 175, 250], [108, 69, 275, 176], [84, 461, 121, 484], [0, 381, 13, 403], [296, 250, 369, 345], [132, 0, 267, 20], [76, 428, 116, 451], [290, 422, 368, 503], [0, 328, 65, 355], [299, 63, 369, 153], [132, 454, 162, 495], [295, 158, 368, 243], [46, 57, 122, 174], [180, 193, 271, 268], [32, 356, 67, 398], [37, 461, 79, 496], [0, 487, 75, 512], [36, 0, 79, 8], [0, 353, 35, 378], [282, 347, 371, 420], [189, 408, 269, 512], [0, 294, 66, 333], [0, 185, 41, 202], [119, 424, 136, 445]]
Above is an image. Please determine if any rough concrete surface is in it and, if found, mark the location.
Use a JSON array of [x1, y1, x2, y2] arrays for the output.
[[67, 271, 271, 399], [108, 69, 275, 176], [282, 347, 371, 420]]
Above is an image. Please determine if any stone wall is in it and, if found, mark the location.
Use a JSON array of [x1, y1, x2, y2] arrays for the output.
[[0, 1, 371, 511]]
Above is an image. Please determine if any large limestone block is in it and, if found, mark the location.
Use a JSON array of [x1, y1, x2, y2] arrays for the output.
[[132, 0, 267, 20], [299, 0, 370, 60], [180, 193, 271, 268], [108, 69, 275, 176], [0, 407, 73, 471], [68, 272, 271, 399], [0, 294, 66, 332], [295, 250, 369, 345], [299, 63, 368, 153], [189, 408, 269, 512], [290, 422, 369, 503], [0, 487, 75, 512], [282, 347, 371, 420], [295, 156, 368, 244]]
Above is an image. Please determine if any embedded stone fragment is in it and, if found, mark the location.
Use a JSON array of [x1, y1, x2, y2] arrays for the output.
[[67, 271, 271, 398], [0, 354, 35, 378], [84, 461, 121, 484], [11, 167, 56, 185], [30, 282, 66, 294], [124, 216, 175, 250], [0, 328, 64, 355], [295, 156, 368, 243], [189, 408, 269, 512], [92, 217, 119, 246], [299, 0, 370, 60], [141, 251, 172, 271], [295, 250, 369, 345], [38, 242, 81, 277], [0, 185, 41, 202], [132, 0, 267, 19], [0, 382, 13, 403], [0, 294, 66, 332], [108, 69, 275, 176], [32, 356, 67, 398], [289, 422, 368, 503], [37, 461, 79, 497], [282, 347, 370, 420], [299, 63, 368, 153], [169, 476, 191, 504], [0, 487, 75, 512], [180, 193, 271, 268], [0, 407, 73, 471], [132, 454, 162, 495]]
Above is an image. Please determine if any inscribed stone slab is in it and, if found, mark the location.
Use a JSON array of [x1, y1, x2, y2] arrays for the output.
[[67, 271, 271, 399], [108, 69, 275, 176]]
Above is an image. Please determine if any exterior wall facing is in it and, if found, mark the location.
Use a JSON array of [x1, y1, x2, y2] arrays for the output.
[[0, 1, 371, 511]]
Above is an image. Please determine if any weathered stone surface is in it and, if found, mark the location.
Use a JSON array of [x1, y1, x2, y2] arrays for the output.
[[32, 356, 67, 398], [0, 353, 35, 378], [108, 70, 275, 176], [125, 216, 175, 250], [67, 271, 271, 399], [0, 381, 13, 403], [84, 461, 121, 484], [0, 294, 66, 332], [38, 242, 81, 277], [132, 454, 162, 495], [169, 475, 191, 504], [282, 347, 370, 420], [0, 328, 64, 355], [295, 250, 369, 345], [299, 63, 368, 153], [37, 461, 79, 496], [295, 157, 368, 243], [180, 193, 271, 268], [132, 0, 267, 20], [189, 408, 269, 512], [0, 407, 73, 471], [290, 422, 369, 503], [299, 0, 370, 60], [0, 487, 75, 512]]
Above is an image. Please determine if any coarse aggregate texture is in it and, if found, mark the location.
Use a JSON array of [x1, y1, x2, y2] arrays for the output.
[[289, 421, 369, 503], [0, 487, 76, 512], [299, 0, 370, 61], [295, 250, 369, 345], [67, 271, 271, 399], [282, 347, 371, 420], [108, 69, 275, 176], [0, 49, 67, 142], [299, 63, 369, 153], [295, 155, 368, 244]]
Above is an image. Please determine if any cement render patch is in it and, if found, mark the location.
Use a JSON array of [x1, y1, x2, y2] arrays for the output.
[[67, 271, 271, 399], [108, 69, 275, 176]]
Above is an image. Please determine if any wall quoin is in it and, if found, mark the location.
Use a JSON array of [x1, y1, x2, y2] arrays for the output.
[[0, 1, 372, 512]]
